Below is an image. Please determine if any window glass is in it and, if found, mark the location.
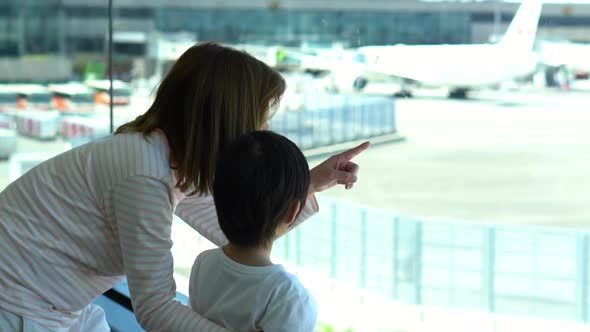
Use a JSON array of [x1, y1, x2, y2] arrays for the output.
[[3, 1, 589, 331]]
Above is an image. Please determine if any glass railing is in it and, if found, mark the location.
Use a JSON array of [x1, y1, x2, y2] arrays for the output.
[[270, 93, 397, 150], [269, 196, 588, 324]]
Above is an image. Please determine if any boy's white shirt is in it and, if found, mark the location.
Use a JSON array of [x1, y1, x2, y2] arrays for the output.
[[189, 248, 318, 332]]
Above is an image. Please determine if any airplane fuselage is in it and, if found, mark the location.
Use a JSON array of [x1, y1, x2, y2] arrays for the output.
[[357, 44, 539, 89]]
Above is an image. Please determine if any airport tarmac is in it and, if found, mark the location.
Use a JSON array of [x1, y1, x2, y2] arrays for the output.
[[313, 85, 590, 228], [1, 86, 588, 229]]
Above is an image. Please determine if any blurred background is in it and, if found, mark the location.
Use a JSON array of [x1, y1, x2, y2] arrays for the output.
[[1, 0, 589, 331]]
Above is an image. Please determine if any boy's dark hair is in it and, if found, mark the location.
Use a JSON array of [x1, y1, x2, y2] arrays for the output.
[[213, 131, 309, 248]]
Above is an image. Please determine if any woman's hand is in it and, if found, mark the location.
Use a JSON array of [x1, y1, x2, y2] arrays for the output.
[[309, 141, 370, 195]]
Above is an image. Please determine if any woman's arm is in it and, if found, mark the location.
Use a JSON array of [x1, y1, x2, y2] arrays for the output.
[[175, 193, 319, 246], [174, 194, 227, 246], [110, 176, 230, 331]]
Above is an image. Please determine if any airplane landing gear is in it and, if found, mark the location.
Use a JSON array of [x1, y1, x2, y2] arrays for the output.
[[448, 88, 469, 99], [394, 89, 413, 98]]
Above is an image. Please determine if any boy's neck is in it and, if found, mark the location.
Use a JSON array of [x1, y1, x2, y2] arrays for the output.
[[222, 243, 274, 267]]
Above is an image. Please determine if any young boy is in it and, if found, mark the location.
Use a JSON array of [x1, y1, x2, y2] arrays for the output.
[[189, 131, 318, 331]]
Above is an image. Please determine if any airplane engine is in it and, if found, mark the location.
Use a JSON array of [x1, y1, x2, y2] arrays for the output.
[[352, 76, 368, 91], [327, 71, 369, 93]]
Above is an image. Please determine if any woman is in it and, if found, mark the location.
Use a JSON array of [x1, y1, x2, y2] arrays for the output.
[[0, 42, 369, 331]]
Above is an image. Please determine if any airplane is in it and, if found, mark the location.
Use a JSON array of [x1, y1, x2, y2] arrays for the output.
[[290, 0, 544, 99]]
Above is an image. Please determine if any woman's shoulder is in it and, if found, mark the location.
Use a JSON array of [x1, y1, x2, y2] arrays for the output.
[[91, 131, 173, 181]]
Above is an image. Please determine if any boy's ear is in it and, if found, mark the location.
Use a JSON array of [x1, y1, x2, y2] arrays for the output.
[[284, 201, 301, 228]]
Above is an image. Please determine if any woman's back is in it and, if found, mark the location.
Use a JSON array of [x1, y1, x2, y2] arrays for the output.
[[0, 131, 174, 329]]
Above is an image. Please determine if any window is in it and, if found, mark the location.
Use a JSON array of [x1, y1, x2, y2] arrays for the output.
[[2, 1, 589, 331]]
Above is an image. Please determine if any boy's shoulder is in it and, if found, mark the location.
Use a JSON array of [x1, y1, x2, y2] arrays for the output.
[[265, 265, 316, 307], [259, 266, 318, 331], [268, 265, 304, 289], [191, 247, 222, 272], [195, 247, 219, 261]]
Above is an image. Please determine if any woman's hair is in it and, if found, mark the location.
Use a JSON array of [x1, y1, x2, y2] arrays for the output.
[[116, 42, 286, 195], [213, 131, 309, 249]]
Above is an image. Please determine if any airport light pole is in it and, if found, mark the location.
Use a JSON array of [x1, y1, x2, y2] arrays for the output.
[[493, 0, 502, 40], [108, 0, 114, 133]]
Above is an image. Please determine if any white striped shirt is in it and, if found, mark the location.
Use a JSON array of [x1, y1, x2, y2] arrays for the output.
[[0, 130, 318, 331]]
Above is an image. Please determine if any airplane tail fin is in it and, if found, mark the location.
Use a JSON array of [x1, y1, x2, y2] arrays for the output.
[[499, 0, 543, 51]]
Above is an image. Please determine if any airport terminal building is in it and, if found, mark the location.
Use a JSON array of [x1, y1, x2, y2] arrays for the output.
[[1, 0, 589, 82], [1, 0, 590, 58]]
